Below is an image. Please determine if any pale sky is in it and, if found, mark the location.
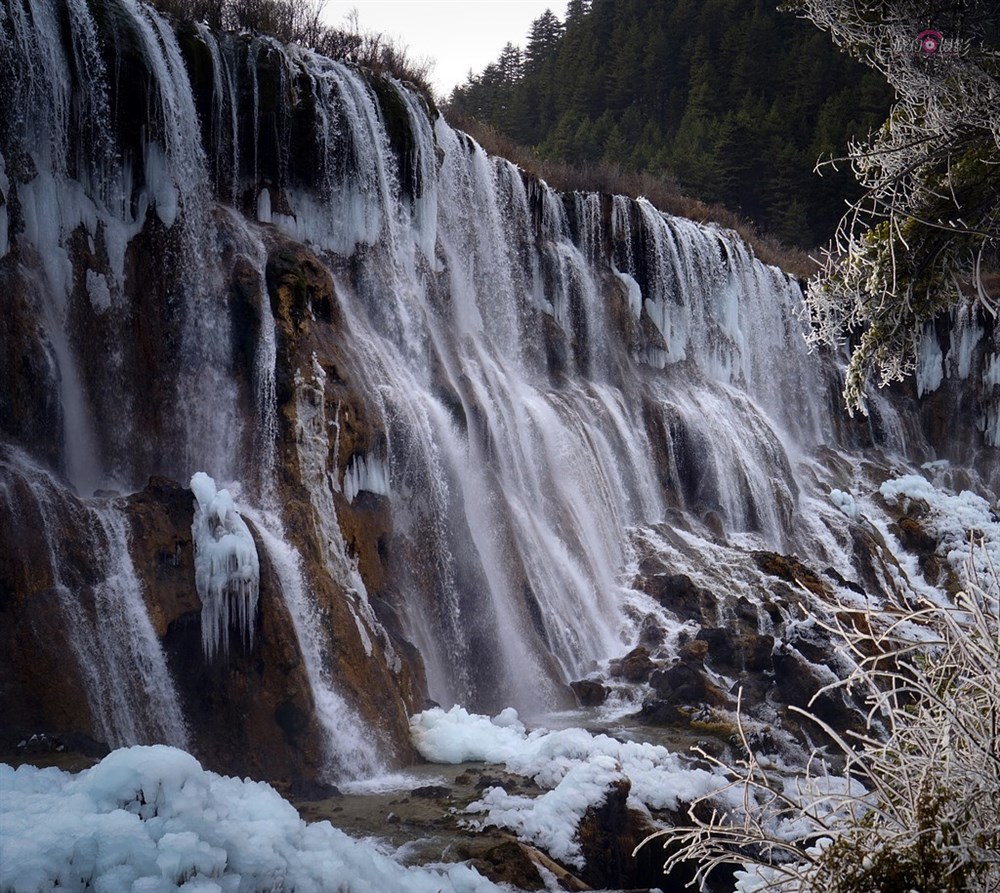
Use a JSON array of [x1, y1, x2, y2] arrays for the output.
[[324, 1, 568, 99]]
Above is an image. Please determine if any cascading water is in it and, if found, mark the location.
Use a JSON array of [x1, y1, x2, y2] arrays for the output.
[[3, 0, 997, 783], [0, 447, 188, 750]]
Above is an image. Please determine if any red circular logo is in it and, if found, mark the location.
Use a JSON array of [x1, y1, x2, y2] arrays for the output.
[[917, 29, 943, 55]]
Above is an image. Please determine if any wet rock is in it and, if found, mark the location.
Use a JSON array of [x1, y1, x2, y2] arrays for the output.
[[678, 637, 709, 665], [411, 784, 452, 800], [289, 778, 342, 801], [0, 271, 62, 468], [824, 566, 866, 595], [577, 777, 663, 890], [475, 775, 516, 791], [468, 840, 545, 891], [849, 523, 903, 599], [892, 513, 951, 585], [609, 646, 656, 683], [752, 551, 829, 598], [772, 647, 859, 735], [649, 661, 709, 705], [638, 613, 666, 649], [637, 570, 717, 626], [570, 679, 608, 707], [124, 476, 198, 637], [895, 515, 937, 555], [638, 650, 732, 727], [696, 628, 774, 674], [0, 477, 100, 748], [637, 699, 685, 724]]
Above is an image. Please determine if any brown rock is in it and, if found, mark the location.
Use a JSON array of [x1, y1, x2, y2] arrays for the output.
[[609, 646, 656, 683], [895, 515, 937, 556], [124, 476, 198, 637], [577, 777, 666, 890], [752, 551, 829, 598], [570, 679, 608, 707], [0, 470, 99, 749], [638, 571, 717, 625], [469, 840, 545, 890], [262, 233, 429, 766]]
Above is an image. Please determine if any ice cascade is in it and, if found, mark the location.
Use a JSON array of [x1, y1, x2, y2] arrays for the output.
[[190, 472, 260, 660]]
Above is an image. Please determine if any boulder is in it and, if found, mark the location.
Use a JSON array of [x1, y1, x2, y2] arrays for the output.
[[577, 777, 658, 890], [570, 679, 608, 707], [609, 646, 656, 683], [467, 840, 545, 891], [772, 647, 860, 735], [752, 551, 829, 599], [638, 570, 717, 625], [696, 627, 774, 674], [649, 661, 709, 705]]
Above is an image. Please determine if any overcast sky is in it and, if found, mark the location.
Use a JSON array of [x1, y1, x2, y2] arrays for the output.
[[323, 1, 568, 99]]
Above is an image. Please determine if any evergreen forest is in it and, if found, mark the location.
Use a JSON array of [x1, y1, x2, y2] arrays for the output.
[[447, 0, 895, 247]]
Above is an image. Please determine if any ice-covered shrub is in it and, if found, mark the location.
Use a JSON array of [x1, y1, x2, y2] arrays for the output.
[[639, 552, 1000, 892]]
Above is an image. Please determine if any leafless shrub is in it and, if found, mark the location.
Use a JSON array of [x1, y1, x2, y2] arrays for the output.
[[147, 0, 433, 93], [638, 548, 1000, 892]]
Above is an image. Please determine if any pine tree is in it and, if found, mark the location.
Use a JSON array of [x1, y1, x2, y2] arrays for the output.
[[445, 0, 894, 250], [525, 10, 564, 76]]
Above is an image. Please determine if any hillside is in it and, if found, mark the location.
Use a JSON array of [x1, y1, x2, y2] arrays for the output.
[[448, 0, 894, 247]]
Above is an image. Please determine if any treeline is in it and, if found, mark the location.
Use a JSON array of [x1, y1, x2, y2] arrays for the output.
[[149, 0, 433, 92], [448, 0, 894, 247]]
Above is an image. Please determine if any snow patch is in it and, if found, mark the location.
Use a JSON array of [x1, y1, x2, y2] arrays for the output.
[[85, 269, 112, 311], [880, 473, 1000, 575], [411, 706, 729, 867], [828, 488, 859, 519], [0, 746, 505, 892]]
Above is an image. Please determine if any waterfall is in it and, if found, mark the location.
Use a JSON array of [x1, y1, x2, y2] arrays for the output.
[[241, 506, 387, 780], [4, 0, 996, 777], [0, 448, 189, 749]]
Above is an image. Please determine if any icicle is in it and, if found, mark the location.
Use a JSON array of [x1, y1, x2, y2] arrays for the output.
[[342, 454, 391, 504], [916, 325, 945, 396], [190, 472, 260, 660]]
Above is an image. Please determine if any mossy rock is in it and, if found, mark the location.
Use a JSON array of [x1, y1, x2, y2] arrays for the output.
[[751, 550, 829, 598]]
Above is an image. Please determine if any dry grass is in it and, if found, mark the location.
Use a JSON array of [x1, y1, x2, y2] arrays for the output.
[[447, 112, 820, 280], [149, 0, 434, 95]]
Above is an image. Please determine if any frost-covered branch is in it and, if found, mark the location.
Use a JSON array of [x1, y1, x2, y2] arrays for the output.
[[781, 0, 1000, 412], [637, 549, 1000, 892]]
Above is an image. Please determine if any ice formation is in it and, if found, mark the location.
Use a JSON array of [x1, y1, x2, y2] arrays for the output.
[[190, 472, 260, 660], [412, 706, 729, 867], [0, 746, 504, 893], [880, 473, 1000, 573], [342, 453, 391, 504]]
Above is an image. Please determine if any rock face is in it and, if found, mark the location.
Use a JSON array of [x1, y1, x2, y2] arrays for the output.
[[125, 477, 330, 787]]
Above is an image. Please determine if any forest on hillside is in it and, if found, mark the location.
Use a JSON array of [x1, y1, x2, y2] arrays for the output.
[[448, 0, 894, 247]]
